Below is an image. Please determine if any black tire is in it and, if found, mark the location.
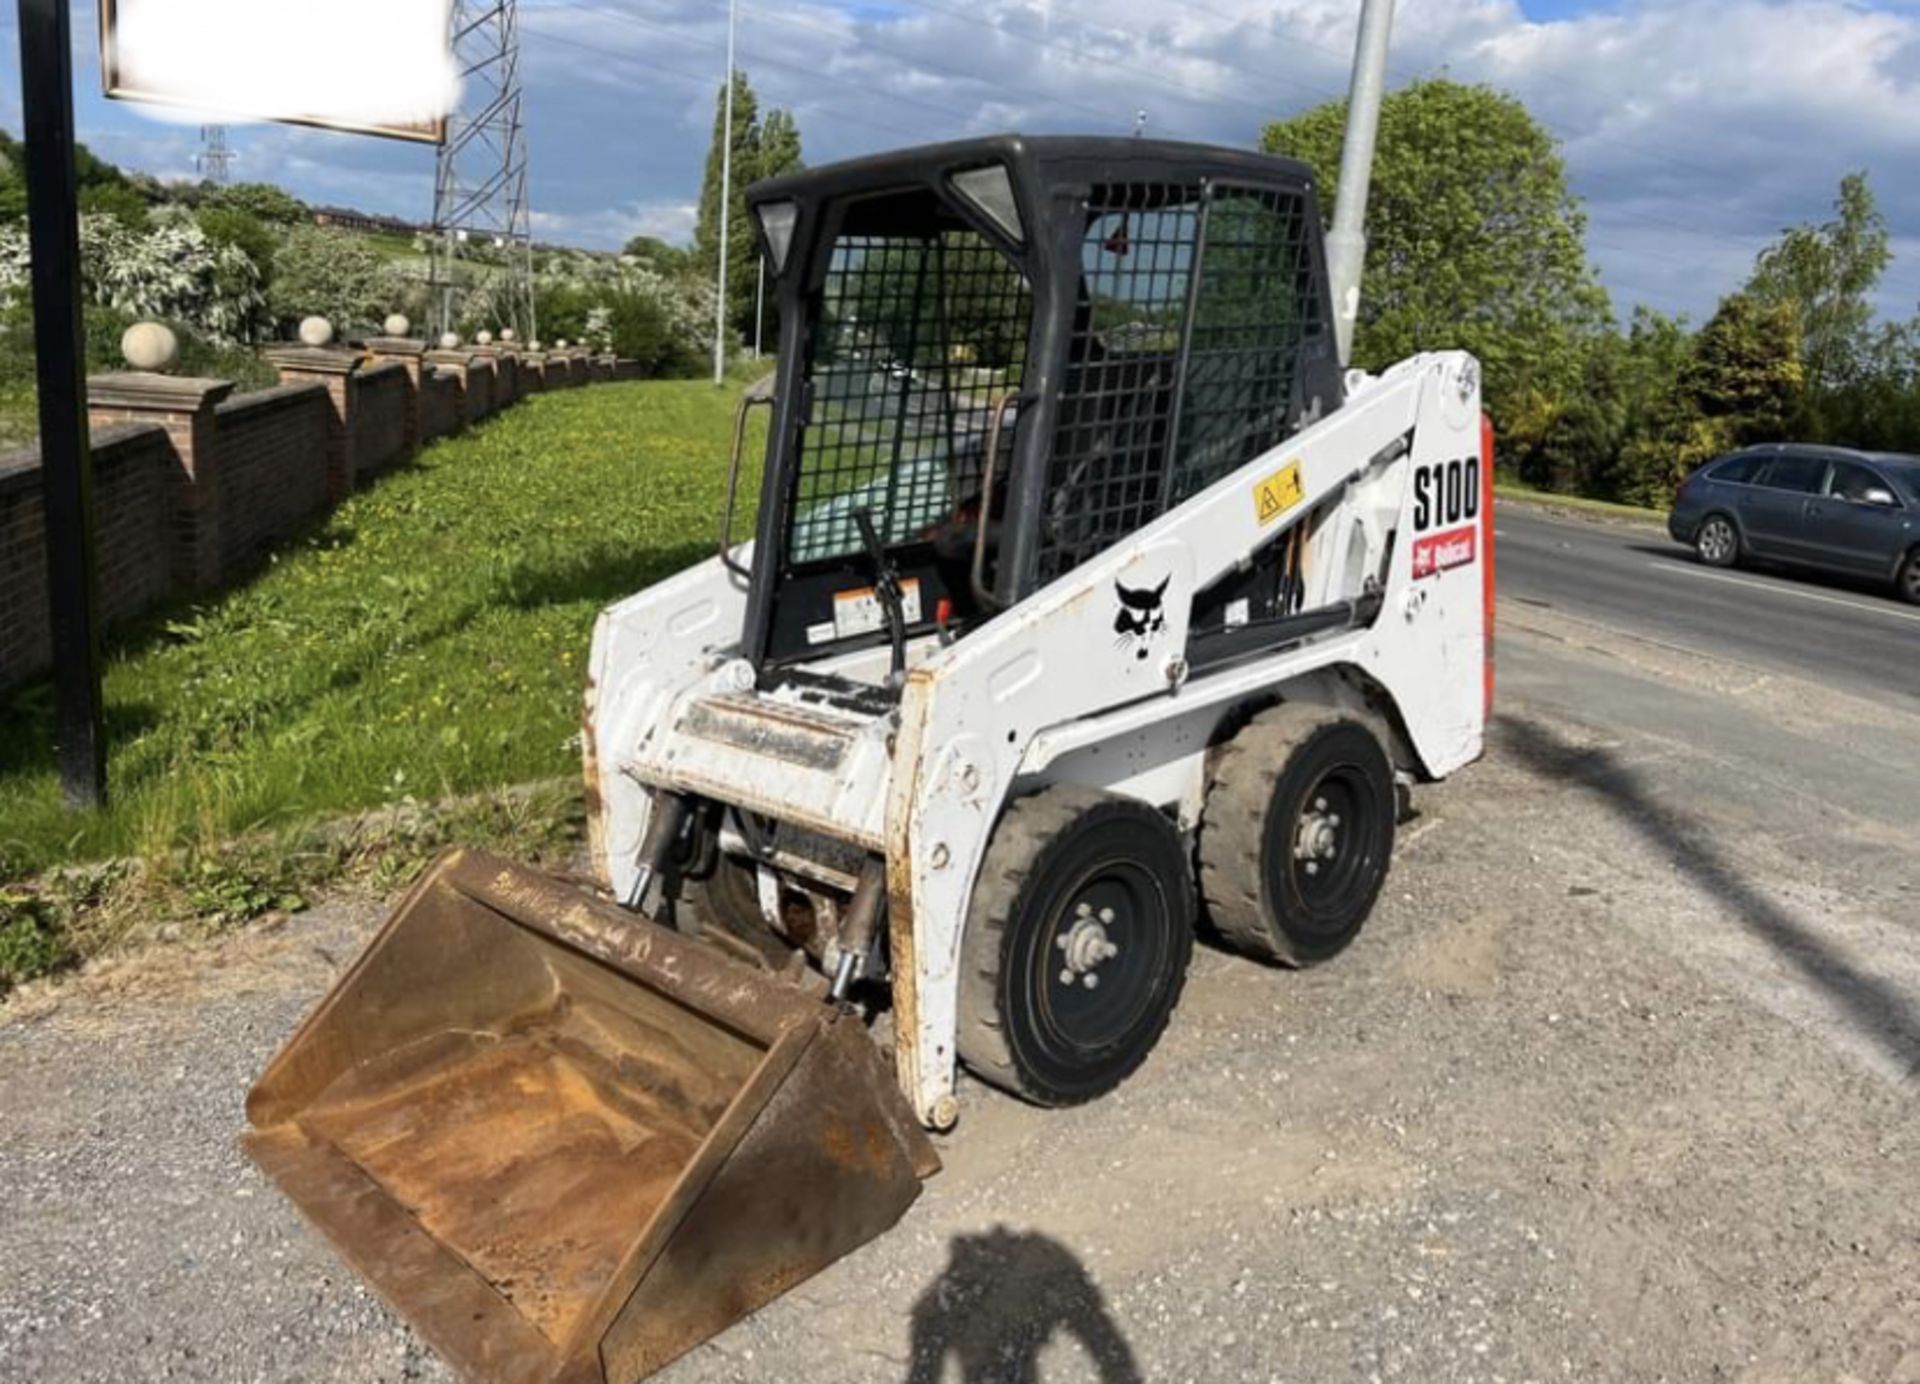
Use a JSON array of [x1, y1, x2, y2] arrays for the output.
[[1199, 703, 1396, 966], [1695, 513, 1740, 568], [1897, 549, 1920, 606], [685, 853, 773, 942], [957, 786, 1195, 1106]]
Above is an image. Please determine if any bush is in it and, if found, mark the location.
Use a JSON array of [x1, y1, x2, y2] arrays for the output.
[[270, 226, 402, 337], [0, 888, 72, 990], [79, 182, 152, 232], [197, 208, 277, 289], [606, 290, 701, 376], [205, 181, 309, 227], [0, 214, 267, 345]]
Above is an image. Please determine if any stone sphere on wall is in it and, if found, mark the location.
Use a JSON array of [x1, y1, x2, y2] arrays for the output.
[[298, 317, 335, 348], [500, 329, 517, 343], [384, 314, 411, 338], [121, 321, 180, 373], [476, 330, 495, 346], [440, 332, 462, 350]]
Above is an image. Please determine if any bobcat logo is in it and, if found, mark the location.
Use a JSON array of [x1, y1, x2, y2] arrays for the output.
[[1113, 576, 1171, 661]]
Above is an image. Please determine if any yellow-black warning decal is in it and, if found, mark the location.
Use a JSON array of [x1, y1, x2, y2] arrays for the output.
[[1253, 461, 1304, 527]]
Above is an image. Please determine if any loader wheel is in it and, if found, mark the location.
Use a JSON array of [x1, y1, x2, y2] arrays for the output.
[[686, 853, 769, 941], [958, 786, 1194, 1106], [1200, 704, 1395, 966]]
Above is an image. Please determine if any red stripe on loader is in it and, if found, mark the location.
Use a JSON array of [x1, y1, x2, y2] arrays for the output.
[[1481, 413, 1497, 721]]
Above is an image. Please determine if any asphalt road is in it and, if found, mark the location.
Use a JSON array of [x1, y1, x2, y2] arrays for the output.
[[1496, 500, 1920, 707]]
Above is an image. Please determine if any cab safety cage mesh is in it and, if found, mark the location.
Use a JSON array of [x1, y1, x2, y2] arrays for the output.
[[1037, 181, 1324, 585], [787, 230, 1031, 567]]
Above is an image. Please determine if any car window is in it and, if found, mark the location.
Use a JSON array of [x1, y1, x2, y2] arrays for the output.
[[1828, 459, 1894, 504], [1708, 454, 1764, 485], [1758, 454, 1827, 494]]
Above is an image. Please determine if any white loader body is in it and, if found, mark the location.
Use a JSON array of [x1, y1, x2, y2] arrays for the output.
[[587, 351, 1490, 1127]]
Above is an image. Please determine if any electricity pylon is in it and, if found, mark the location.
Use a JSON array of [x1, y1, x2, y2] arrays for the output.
[[429, 0, 536, 341]]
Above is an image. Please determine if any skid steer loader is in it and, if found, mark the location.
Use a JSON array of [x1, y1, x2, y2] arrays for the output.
[[245, 135, 1493, 1384]]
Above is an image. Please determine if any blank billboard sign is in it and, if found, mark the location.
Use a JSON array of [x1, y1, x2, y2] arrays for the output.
[[100, 0, 455, 143]]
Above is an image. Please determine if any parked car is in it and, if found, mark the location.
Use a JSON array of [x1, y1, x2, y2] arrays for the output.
[[1669, 444, 1920, 604]]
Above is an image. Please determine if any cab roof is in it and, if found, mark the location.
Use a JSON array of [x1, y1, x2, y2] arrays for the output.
[[746, 134, 1319, 211]]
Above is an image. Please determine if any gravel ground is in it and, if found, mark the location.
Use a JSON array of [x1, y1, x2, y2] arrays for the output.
[[3, 607, 1917, 1384]]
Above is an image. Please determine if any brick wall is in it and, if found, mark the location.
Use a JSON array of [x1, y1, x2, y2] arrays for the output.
[[214, 384, 331, 574], [0, 424, 175, 688], [355, 363, 410, 477], [2, 351, 639, 690], [421, 370, 461, 441]]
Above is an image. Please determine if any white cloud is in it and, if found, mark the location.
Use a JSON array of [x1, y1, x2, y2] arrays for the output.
[[531, 201, 697, 247], [510, 0, 1920, 317], [27, 0, 1920, 317]]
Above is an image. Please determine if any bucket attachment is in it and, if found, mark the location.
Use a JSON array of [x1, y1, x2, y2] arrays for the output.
[[243, 850, 939, 1384]]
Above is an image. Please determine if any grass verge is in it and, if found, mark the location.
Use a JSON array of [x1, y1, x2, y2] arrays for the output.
[[1495, 478, 1668, 525], [1, 376, 762, 991]]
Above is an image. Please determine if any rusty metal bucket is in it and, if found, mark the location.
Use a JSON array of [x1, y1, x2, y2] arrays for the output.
[[244, 850, 939, 1384]]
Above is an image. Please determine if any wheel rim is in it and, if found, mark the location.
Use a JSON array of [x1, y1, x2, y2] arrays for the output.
[[1288, 767, 1376, 911], [1904, 558, 1920, 601], [1032, 861, 1168, 1054], [1700, 519, 1733, 563]]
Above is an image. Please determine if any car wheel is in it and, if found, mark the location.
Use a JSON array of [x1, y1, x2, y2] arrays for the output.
[[1695, 514, 1739, 568], [1898, 549, 1920, 606]]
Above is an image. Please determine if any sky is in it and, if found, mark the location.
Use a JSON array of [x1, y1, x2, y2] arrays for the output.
[[3, 0, 1919, 323]]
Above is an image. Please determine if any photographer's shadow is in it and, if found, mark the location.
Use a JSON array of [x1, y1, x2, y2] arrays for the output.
[[905, 1227, 1142, 1384]]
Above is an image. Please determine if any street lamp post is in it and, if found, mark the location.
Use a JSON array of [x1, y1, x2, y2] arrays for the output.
[[18, 0, 105, 808], [712, 0, 737, 385], [1326, 0, 1396, 369]]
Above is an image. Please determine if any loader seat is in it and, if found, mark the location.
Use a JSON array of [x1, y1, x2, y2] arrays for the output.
[[1044, 337, 1180, 577]]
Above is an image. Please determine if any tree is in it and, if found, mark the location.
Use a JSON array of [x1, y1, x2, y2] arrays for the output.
[[269, 226, 400, 334], [1746, 172, 1891, 413], [622, 235, 689, 276], [1821, 319, 1920, 451], [197, 208, 277, 289], [1261, 79, 1610, 420], [207, 181, 310, 227], [1615, 293, 1804, 505], [693, 72, 804, 341], [694, 71, 760, 339], [80, 182, 151, 231], [0, 130, 133, 222], [757, 108, 804, 182]]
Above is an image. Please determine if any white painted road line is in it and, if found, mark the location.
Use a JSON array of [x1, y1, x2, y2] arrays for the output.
[[1661, 562, 1920, 626]]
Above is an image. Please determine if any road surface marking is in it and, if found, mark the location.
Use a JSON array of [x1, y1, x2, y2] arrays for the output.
[[1660, 563, 1920, 625]]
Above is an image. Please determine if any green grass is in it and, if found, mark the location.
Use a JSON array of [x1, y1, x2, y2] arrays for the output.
[[1, 378, 763, 884], [1495, 477, 1668, 523], [360, 230, 429, 266]]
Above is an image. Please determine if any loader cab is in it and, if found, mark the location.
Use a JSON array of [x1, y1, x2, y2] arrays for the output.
[[742, 135, 1342, 672]]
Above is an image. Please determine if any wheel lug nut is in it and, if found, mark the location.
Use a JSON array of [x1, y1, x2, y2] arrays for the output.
[[1083, 974, 1099, 990], [1305, 861, 1319, 876], [1098, 907, 1114, 924], [1329, 814, 1341, 827], [1059, 969, 1075, 985]]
